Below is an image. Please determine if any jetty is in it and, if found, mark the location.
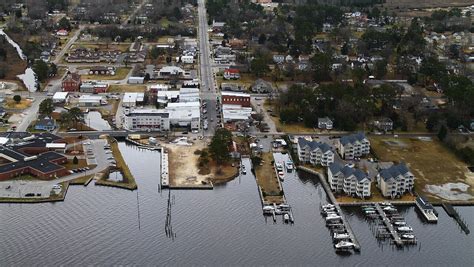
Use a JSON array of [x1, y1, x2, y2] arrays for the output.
[[161, 150, 169, 188], [442, 203, 470, 234], [298, 166, 360, 252]]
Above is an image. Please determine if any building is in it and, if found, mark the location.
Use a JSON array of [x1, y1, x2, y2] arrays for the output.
[[165, 102, 201, 130], [123, 109, 170, 132], [221, 83, 244, 92], [328, 162, 371, 198], [377, 163, 415, 198], [157, 91, 180, 105], [181, 55, 195, 64], [159, 66, 185, 77], [221, 91, 250, 107], [222, 104, 253, 123], [34, 117, 56, 131], [251, 79, 273, 93], [62, 73, 81, 92], [128, 76, 145, 84], [78, 95, 106, 107], [56, 29, 68, 36], [318, 117, 333, 130], [89, 66, 115, 75], [80, 81, 109, 94], [122, 93, 145, 108], [52, 92, 69, 104], [297, 138, 334, 166], [223, 68, 240, 80], [372, 117, 394, 132], [337, 132, 370, 160], [0, 132, 68, 180], [179, 88, 200, 103]]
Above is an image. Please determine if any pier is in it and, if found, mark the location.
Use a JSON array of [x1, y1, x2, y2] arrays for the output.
[[374, 203, 403, 246], [161, 150, 169, 188], [442, 203, 470, 234], [298, 166, 361, 252]]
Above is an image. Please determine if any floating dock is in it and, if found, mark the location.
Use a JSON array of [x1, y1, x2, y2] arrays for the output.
[[298, 166, 360, 252]]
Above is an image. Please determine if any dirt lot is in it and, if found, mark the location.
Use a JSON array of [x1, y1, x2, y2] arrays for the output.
[[109, 84, 147, 93], [255, 152, 284, 204], [370, 136, 474, 202]]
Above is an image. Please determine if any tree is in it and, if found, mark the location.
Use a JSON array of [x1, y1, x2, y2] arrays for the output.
[[33, 60, 49, 82], [150, 46, 161, 60], [374, 59, 387, 79], [39, 98, 54, 116], [258, 33, 266, 44], [58, 17, 71, 31], [13, 95, 21, 104], [60, 111, 71, 127], [209, 128, 232, 165], [310, 52, 332, 82], [250, 57, 269, 77], [438, 125, 448, 141], [72, 156, 79, 165], [68, 107, 84, 128]]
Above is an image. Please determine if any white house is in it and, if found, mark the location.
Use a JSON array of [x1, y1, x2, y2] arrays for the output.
[[52, 92, 69, 104], [128, 76, 145, 84], [377, 163, 415, 198], [328, 162, 371, 198], [297, 138, 334, 166], [181, 55, 194, 64], [337, 132, 370, 160], [318, 117, 333, 130]]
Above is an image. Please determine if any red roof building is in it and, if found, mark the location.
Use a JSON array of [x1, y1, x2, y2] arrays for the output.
[[223, 68, 240, 80], [62, 73, 81, 92]]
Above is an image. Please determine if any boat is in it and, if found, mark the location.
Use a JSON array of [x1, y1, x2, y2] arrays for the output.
[[397, 226, 413, 232], [333, 233, 350, 240], [326, 214, 342, 221], [401, 234, 415, 239], [279, 204, 290, 211], [322, 204, 335, 209], [262, 206, 274, 214], [275, 163, 284, 172], [283, 213, 289, 223], [364, 210, 376, 214], [415, 196, 438, 223], [393, 221, 406, 226], [285, 161, 294, 172], [241, 166, 246, 175], [278, 171, 285, 181], [334, 241, 354, 250]]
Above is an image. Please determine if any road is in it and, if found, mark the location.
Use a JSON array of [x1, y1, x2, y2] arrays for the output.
[[53, 25, 84, 65], [122, 0, 148, 27], [197, 0, 219, 136]]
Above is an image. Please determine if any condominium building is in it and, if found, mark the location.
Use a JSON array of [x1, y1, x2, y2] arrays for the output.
[[297, 138, 335, 166], [337, 132, 370, 160], [123, 109, 170, 131], [377, 163, 415, 198], [328, 162, 371, 198]]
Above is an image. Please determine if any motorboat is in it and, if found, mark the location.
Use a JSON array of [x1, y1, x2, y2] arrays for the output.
[[279, 204, 290, 211], [334, 241, 354, 250], [275, 163, 284, 172], [397, 226, 413, 232], [322, 204, 335, 209], [285, 161, 294, 172], [401, 234, 415, 239], [283, 213, 290, 223], [278, 171, 285, 181], [393, 221, 406, 226], [364, 210, 376, 214], [241, 166, 246, 175], [262, 206, 274, 214], [326, 214, 342, 221], [333, 233, 350, 240]]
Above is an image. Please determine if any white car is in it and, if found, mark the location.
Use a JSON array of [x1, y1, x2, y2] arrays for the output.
[[52, 184, 62, 190]]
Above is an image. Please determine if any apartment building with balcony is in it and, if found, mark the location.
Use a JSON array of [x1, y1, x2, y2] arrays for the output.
[[327, 162, 371, 198], [377, 163, 415, 198], [337, 132, 370, 160], [297, 138, 335, 166]]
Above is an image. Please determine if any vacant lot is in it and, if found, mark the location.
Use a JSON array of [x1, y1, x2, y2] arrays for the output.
[[109, 84, 146, 93], [370, 137, 474, 202], [255, 152, 284, 204]]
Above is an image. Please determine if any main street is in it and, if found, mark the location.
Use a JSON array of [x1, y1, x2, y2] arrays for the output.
[[197, 0, 218, 136]]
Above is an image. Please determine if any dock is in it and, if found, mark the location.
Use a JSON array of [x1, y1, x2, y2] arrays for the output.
[[161, 150, 169, 188], [442, 203, 470, 234], [374, 203, 403, 246], [298, 166, 361, 252]]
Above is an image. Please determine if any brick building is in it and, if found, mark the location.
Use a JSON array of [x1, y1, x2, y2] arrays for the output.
[[221, 91, 251, 107], [62, 73, 81, 92]]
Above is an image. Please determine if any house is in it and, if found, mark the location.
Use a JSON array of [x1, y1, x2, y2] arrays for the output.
[[35, 117, 56, 131], [122, 93, 145, 108], [228, 38, 247, 50], [52, 92, 69, 104], [377, 163, 415, 198], [251, 79, 273, 93], [181, 55, 194, 64], [328, 162, 371, 198], [128, 77, 145, 84], [337, 132, 370, 160], [297, 138, 334, 166], [223, 68, 240, 80], [221, 92, 250, 107], [159, 66, 185, 77], [56, 29, 68, 36], [62, 73, 81, 92], [80, 81, 109, 94], [372, 117, 393, 132], [273, 55, 285, 64], [221, 83, 244, 92], [318, 117, 333, 130]]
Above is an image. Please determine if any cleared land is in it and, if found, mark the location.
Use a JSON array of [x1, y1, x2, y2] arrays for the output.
[[255, 152, 284, 204], [370, 136, 474, 202], [4, 99, 32, 109], [109, 84, 146, 93]]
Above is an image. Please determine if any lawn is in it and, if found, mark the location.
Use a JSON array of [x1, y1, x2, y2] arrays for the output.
[[80, 67, 131, 81], [4, 99, 32, 109], [255, 152, 285, 204], [71, 42, 132, 52], [370, 136, 473, 202], [263, 100, 313, 133], [109, 84, 147, 93]]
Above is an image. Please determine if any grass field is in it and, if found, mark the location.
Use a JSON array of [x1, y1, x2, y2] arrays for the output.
[[80, 67, 131, 81], [71, 42, 131, 52], [255, 152, 284, 204], [109, 84, 146, 93], [4, 99, 32, 109], [370, 136, 474, 201]]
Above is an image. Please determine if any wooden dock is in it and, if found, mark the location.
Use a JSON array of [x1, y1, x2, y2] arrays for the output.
[[298, 166, 361, 251], [442, 203, 470, 234], [374, 203, 403, 246]]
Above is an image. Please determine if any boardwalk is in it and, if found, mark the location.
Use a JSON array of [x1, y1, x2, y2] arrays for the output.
[[298, 166, 361, 251]]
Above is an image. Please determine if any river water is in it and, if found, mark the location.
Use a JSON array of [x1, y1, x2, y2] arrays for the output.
[[1, 144, 473, 266]]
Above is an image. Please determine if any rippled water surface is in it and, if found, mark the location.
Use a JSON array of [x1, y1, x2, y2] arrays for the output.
[[1, 143, 473, 266]]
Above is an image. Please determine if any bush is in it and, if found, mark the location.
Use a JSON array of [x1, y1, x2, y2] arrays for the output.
[[13, 95, 21, 103]]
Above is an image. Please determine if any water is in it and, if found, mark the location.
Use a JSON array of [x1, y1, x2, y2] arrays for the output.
[[0, 29, 38, 92], [1, 143, 473, 266], [85, 111, 112, 131]]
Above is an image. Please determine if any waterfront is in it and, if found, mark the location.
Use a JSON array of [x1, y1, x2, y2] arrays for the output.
[[1, 143, 473, 266]]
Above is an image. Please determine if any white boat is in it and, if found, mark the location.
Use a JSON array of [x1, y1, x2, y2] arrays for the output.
[[401, 234, 415, 239], [326, 214, 342, 221], [322, 204, 335, 209], [365, 210, 376, 214], [279, 204, 290, 210], [334, 241, 354, 249], [263, 206, 274, 214], [333, 233, 350, 240], [397, 226, 413, 232], [393, 221, 406, 226], [285, 161, 294, 172], [275, 163, 284, 171], [278, 171, 285, 180], [241, 166, 246, 174], [283, 214, 289, 223]]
